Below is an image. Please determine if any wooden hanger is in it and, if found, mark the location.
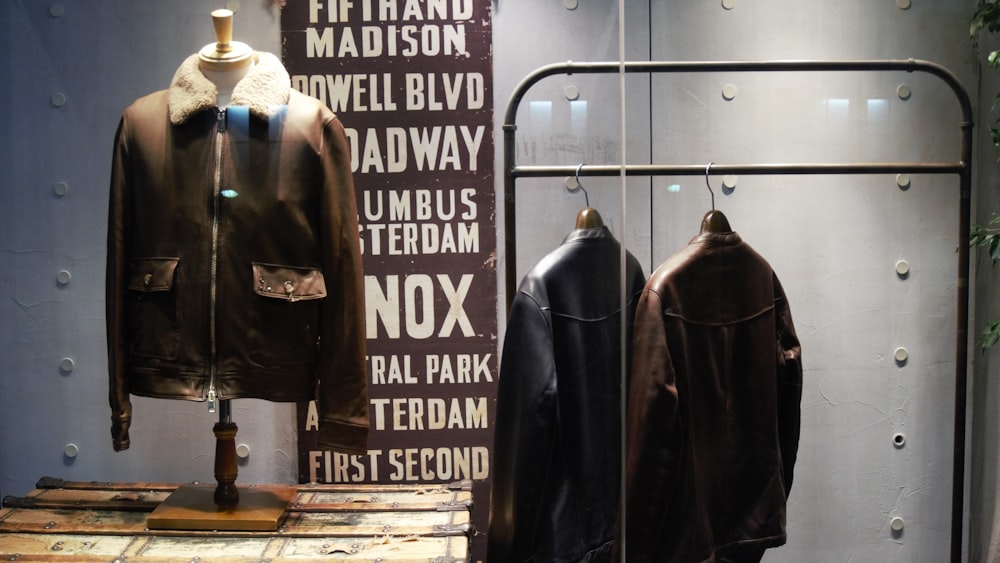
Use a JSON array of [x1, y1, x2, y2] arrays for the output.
[[576, 207, 605, 228], [700, 209, 731, 233], [573, 163, 605, 228], [700, 162, 732, 233]]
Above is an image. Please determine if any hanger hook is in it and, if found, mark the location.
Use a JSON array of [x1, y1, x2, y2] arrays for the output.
[[575, 163, 590, 207], [704, 162, 716, 211]]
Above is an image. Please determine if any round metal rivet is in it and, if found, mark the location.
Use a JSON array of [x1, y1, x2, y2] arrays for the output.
[[894, 347, 908, 363], [896, 0, 911, 9], [896, 173, 910, 190], [51, 92, 67, 107], [722, 0, 737, 9], [565, 176, 582, 193], [60, 357, 75, 373], [56, 270, 72, 285], [64, 443, 79, 458], [721, 84, 738, 101], [49, 3, 64, 17], [564, 0, 578, 9], [895, 260, 910, 277], [892, 433, 906, 448], [890, 516, 905, 532], [564, 84, 579, 101], [236, 443, 251, 459], [896, 84, 911, 100], [54, 181, 70, 197]]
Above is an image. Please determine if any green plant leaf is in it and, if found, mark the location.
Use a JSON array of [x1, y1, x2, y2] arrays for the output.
[[990, 234, 1000, 260], [983, 318, 1000, 350]]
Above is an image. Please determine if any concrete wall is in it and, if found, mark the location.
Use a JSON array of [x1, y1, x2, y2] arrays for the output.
[[493, 1, 980, 561], [0, 0, 299, 496], [0, 0, 990, 561], [971, 13, 1000, 563]]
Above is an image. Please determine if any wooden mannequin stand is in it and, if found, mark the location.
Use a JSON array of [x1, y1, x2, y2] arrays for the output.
[[213, 400, 240, 505], [147, 400, 296, 531]]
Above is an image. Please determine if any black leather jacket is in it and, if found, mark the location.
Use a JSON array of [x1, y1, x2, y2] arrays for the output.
[[106, 53, 368, 454], [488, 226, 646, 563], [618, 230, 802, 563]]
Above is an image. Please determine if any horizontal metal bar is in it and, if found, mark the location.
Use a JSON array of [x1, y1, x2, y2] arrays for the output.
[[504, 59, 973, 132], [510, 162, 966, 178]]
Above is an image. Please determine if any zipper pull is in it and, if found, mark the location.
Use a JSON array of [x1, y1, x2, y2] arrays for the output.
[[217, 108, 227, 133], [207, 388, 217, 413]]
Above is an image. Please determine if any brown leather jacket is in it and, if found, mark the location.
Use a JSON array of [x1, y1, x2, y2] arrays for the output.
[[106, 52, 368, 454], [618, 230, 802, 562]]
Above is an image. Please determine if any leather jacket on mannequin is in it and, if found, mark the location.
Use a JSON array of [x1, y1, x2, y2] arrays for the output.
[[106, 52, 368, 454], [617, 229, 802, 563], [488, 225, 646, 563]]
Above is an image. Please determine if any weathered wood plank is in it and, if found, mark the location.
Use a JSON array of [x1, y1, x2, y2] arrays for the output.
[[5, 488, 472, 514], [0, 532, 468, 561], [33, 476, 471, 494], [0, 501, 471, 537], [0, 478, 472, 561]]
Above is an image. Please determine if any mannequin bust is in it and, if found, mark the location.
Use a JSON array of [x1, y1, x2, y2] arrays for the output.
[[198, 9, 253, 106]]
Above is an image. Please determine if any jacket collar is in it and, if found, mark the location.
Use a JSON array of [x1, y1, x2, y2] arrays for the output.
[[563, 225, 615, 245], [167, 52, 291, 125], [692, 230, 743, 246]]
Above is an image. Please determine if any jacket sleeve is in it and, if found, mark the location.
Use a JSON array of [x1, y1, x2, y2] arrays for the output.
[[619, 288, 680, 561], [487, 292, 558, 563], [106, 115, 133, 452], [773, 275, 803, 495], [314, 116, 370, 454]]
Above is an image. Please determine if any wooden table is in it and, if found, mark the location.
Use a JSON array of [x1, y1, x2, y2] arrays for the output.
[[0, 477, 471, 562]]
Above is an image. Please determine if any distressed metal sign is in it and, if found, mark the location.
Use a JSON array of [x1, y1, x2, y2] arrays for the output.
[[280, 0, 496, 548]]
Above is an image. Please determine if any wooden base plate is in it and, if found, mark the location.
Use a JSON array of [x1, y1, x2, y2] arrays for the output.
[[146, 484, 296, 531]]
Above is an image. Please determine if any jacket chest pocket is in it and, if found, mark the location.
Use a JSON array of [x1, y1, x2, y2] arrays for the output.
[[249, 262, 326, 366], [126, 257, 181, 360]]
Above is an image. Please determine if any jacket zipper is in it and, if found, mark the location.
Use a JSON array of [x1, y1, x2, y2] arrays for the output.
[[207, 108, 227, 413]]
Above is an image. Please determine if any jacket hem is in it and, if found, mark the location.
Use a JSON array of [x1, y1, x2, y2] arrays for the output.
[[127, 367, 317, 402], [316, 418, 370, 455]]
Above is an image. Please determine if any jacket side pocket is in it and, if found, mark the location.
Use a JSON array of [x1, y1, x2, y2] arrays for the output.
[[126, 257, 180, 360], [249, 262, 326, 366]]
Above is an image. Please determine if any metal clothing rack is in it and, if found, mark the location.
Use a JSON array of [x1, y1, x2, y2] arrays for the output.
[[502, 59, 973, 562]]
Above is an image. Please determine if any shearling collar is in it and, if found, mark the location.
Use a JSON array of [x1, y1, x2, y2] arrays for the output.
[[167, 51, 291, 125]]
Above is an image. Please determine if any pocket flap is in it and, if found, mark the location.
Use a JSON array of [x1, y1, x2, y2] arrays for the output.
[[252, 262, 327, 301], [127, 258, 179, 291]]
